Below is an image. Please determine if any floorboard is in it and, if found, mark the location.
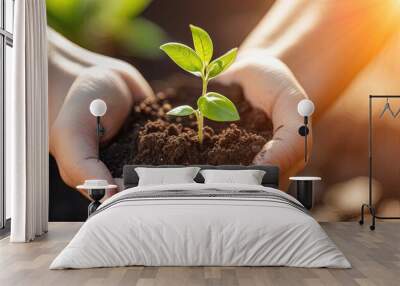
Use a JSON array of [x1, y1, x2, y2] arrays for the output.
[[0, 222, 398, 286]]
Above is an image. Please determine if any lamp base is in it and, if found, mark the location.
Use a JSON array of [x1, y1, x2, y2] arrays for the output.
[[88, 188, 105, 217]]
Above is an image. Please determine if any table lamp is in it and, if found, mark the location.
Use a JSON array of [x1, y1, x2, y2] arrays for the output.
[[89, 99, 107, 160], [297, 99, 315, 163]]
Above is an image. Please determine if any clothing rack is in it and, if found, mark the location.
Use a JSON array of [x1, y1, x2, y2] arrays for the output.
[[359, 95, 400, 230]]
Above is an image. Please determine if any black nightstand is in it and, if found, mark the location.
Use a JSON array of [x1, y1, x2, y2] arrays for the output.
[[289, 176, 321, 210]]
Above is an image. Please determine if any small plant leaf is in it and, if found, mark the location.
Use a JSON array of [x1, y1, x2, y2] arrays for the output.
[[198, 92, 240, 122], [207, 48, 238, 79], [167, 105, 195, 117], [160, 43, 203, 75], [190, 24, 213, 64]]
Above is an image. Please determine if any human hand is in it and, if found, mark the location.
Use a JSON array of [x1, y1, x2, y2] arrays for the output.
[[217, 51, 312, 189], [50, 64, 153, 200]]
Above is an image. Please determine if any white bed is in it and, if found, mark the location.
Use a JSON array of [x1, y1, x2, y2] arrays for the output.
[[50, 183, 350, 269]]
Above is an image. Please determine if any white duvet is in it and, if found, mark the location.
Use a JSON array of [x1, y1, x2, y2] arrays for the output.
[[50, 183, 350, 269]]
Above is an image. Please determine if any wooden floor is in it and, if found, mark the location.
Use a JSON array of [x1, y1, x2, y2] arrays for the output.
[[0, 222, 399, 286]]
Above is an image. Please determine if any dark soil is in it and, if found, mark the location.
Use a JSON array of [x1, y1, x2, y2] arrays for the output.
[[101, 75, 273, 177]]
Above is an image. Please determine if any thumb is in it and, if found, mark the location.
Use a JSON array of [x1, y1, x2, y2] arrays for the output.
[[253, 123, 311, 178], [218, 59, 310, 173], [252, 93, 310, 169], [50, 67, 132, 196], [214, 55, 312, 188]]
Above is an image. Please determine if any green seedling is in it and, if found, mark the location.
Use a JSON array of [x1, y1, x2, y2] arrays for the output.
[[160, 25, 240, 143]]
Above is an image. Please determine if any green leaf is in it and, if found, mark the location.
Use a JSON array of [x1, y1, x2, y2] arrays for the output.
[[198, 92, 240, 122], [101, 0, 151, 19], [117, 17, 167, 59], [167, 105, 195, 117], [207, 48, 238, 79], [160, 43, 203, 75], [46, 0, 85, 41], [92, 0, 152, 33], [190, 24, 213, 64]]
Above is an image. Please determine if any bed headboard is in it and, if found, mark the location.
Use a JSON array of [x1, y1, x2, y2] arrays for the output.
[[123, 165, 280, 189]]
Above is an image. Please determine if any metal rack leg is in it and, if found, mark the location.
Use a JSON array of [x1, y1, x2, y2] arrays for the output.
[[359, 204, 366, 225], [370, 207, 376, 231], [359, 203, 376, 230]]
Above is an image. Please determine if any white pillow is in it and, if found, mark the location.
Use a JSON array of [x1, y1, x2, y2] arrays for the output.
[[135, 167, 200, 186], [200, 169, 266, 185]]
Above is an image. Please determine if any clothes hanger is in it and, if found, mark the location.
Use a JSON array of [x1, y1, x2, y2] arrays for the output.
[[394, 105, 400, 118], [379, 97, 397, 118]]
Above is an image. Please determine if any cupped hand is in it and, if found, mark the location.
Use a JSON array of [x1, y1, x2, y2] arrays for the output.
[[217, 51, 312, 189], [50, 64, 153, 199]]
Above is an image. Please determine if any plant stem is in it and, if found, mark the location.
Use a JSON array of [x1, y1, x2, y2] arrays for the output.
[[196, 75, 208, 144], [196, 111, 204, 144], [202, 76, 208, 97]]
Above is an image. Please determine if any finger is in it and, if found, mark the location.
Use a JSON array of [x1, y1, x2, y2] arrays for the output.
[[50, 66, 131, 189], [48, 28, 153, 102], [253, 86, 311, 181], [253, 118, 311, 191], [114, 63, 154, 103], [253, 93, 309, 170]]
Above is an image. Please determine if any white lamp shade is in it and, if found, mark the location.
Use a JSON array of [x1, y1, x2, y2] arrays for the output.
[[90, 99, 107, 117], [297, 99, 315, 117]]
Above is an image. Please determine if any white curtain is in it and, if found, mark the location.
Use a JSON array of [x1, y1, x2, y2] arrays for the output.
[[7, 0, 49, 242]]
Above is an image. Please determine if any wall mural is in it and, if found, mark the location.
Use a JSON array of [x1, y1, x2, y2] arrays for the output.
[[47, 0, 400, 222]]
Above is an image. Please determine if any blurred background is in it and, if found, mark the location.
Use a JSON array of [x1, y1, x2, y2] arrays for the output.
[[46, 0, 274, 80], [47, 0, 400, 222]]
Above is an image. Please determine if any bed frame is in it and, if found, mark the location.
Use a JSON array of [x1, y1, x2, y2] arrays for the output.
[[122, 165, 280, 189]]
